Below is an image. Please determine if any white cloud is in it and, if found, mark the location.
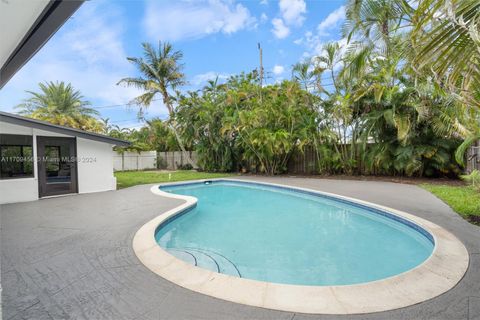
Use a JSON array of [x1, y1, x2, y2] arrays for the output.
[[192, 71, 230, 87], [143, 0, 256, 41], [260, 13, 268, 23], [270, 0, 305, 40], [294, 6, 347, 58], [142, 100, 170, 119], [317, 6, 345, 36], [279, 0, 306, 26], [293, 38, 303, 45], [272, 65, 285, 75], [309, 36, 348, 60], [271, 18, 290, 39], [260, 0, 268, 5], [0, 1, 155, 115]]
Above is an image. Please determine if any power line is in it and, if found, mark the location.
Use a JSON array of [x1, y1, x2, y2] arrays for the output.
[[109, 118, 143, 124], [258, 43, 264, 88], [93, 103, 132, 110], [93, 98, 163, 110]]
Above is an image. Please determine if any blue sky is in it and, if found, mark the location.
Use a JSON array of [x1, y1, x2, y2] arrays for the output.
[[0, 0, 346, 128]]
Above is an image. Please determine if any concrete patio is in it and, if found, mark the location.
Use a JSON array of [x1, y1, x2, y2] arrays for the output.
[[1, 177, 479, 320]]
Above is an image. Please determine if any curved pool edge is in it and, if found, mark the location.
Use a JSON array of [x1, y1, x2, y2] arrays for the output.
[[132, 178, 469, 314]]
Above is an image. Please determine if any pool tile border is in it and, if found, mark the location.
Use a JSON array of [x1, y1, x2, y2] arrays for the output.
[[132, 178, 469, 314]]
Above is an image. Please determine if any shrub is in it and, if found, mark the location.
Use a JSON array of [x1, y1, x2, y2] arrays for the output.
[[460, 170, 480, 191], [156, 156, 168, 169], [177, 163, 194, 170]]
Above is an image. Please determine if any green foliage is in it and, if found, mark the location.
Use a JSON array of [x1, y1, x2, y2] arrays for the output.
[[117, 41, 186, 116], [412, 0, 480, 109], [156, 156, 168, 169], [456, 133, 480, 165], [16, 81, 103, 132], [117, 41, 194, 165], [22, 0, 479, 180], [231, 78, 319, 175], [422, 184, 480, 225], [177, 73, 320, 174], [102, 117, 179, 153], [177, 163, 194, 170], [172, 62, 465, 176], [176, 78, 236, 172], [110, 0, 478, 178], [460, 170, 480, 191]]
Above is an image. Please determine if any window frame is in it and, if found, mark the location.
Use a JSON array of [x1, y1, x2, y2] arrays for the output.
[[0, 134, 34, 180]]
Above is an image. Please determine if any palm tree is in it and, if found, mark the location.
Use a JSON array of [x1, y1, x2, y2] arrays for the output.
[[411, 0, 480, 109], [117, 41, 194, 165], [315, 42, 343, 92], [291, 60, 323, 92], [343, 0, 413, 52], [16, 81, 102, 132], [144, 118, 179, 152], [409, 0, 480, 164]]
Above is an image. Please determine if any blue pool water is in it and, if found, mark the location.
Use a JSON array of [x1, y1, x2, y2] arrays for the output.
[[155, 181, 434, 286]]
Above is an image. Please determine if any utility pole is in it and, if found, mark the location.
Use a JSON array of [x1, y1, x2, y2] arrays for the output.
[[258, 43, 263, 88]]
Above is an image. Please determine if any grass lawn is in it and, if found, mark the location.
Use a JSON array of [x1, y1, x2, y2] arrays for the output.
[[421, 184, 480, 225], [115, 170, 235, 189]]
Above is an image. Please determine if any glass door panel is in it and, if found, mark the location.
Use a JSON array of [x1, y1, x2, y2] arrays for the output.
[[37, 137, 77, 197]]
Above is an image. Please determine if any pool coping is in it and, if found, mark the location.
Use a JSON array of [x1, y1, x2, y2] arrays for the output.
[[132, 178, 469, 315]]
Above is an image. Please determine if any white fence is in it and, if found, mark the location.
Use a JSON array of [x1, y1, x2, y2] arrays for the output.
[[113, 150, 198, 171], [113, 151, 157, 171]]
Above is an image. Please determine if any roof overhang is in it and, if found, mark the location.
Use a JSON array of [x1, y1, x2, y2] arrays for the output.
[[0, 0, 84, 89], [0, 111, 131, 146]]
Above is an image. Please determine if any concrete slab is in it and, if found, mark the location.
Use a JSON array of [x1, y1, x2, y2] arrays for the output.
[[2, 177, 479, 319]]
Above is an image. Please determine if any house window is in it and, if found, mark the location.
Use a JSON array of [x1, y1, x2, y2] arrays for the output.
[[0, 134, 34, 179]]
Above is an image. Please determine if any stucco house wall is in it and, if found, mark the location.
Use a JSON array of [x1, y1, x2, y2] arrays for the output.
[[77, 138, 116, 193], [0, 120, 120, 204], [0, 122, 37, 203]]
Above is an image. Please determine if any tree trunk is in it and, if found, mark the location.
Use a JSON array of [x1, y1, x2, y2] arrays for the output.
[[162, 90, 195, 168], [169, 121, 195, 167]]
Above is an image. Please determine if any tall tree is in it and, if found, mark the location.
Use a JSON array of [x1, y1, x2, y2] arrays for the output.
[[343, 0, 413, 55], [291, 60, 323, 92], [117, 41, 193, 164], [411, 0, 480, 166], [412, 0, 480, 110], [16, 81, 102, 132]]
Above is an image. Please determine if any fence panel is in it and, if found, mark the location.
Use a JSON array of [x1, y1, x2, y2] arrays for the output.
[[466, 141, 480, 173], [113, 144, 479, 174], [288, 146, 314, 174], [287, 146, 323, 174], [158, 151, 198, 170], [113, 151, 157, 171]]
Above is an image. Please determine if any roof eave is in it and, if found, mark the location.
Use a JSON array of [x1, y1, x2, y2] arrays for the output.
[[0, 0, 84, 89], [0, 112, 131, 147]]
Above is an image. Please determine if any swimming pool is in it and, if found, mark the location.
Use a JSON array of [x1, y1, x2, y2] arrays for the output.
[[133, 179, 468, 314], [155, 180, 433, 286]]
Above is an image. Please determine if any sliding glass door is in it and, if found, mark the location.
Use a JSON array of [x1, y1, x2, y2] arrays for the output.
[[37, 137, 78, 197]]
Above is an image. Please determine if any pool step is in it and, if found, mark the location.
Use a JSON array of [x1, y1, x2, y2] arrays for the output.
[[166, 247, 241, 278], [167, 249, 197, 266]]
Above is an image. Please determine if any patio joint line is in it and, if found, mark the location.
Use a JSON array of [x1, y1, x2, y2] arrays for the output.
[[48, 272, 91, 297], [7, 299, 41, 320]]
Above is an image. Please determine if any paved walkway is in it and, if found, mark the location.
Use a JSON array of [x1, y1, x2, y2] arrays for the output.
[[1, 177, 479, 320]]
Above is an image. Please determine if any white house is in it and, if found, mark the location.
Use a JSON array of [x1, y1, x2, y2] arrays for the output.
[[0, 1, 130, 204], [0, 112, 129, 204]]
